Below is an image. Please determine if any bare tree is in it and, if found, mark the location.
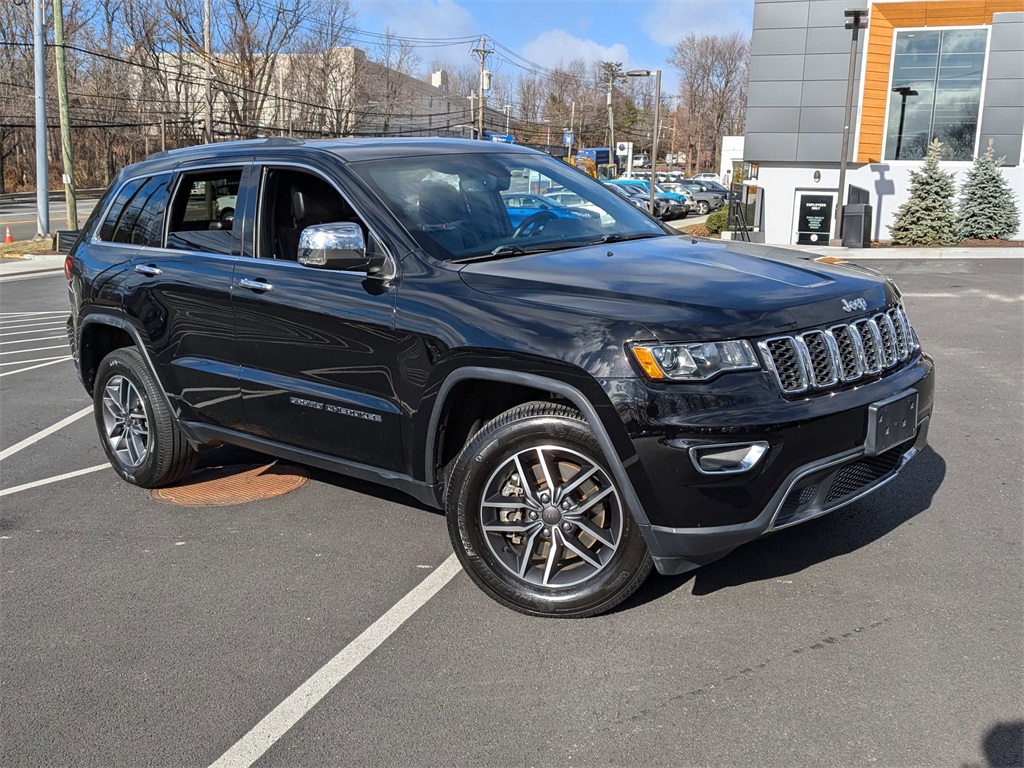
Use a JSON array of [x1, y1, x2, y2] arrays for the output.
[[289, 0, 365, 136], [365, 28, 420, 136], [668, 31, 749, 174]]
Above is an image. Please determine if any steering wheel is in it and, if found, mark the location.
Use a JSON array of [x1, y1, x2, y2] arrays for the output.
[[512, 210, 559, 238]]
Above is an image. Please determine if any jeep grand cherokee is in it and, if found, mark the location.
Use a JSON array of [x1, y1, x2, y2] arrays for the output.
[[66, 138, 934, 618]]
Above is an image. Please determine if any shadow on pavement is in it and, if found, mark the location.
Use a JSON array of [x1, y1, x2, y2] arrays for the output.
[[619, 446, 946, 609]]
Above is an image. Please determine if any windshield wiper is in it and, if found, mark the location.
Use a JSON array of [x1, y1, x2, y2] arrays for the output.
[[450, 244, 529, 264], [590, 233, 661, 244]]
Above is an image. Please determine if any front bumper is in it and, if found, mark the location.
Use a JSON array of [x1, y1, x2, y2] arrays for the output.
[[646, 416, 929, 575], [602, 353, 935, 575]]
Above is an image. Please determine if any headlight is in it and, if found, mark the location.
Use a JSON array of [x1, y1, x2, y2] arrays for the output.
[[630, 340, 760, 381]]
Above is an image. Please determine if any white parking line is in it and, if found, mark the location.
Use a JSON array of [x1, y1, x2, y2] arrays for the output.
[[209, 554, 463, 768], [902, 290, 1023, 303], [0, 311, 67, 316], [0, 464, 109, 497], [0, 319, 66, 326], [0, 323, 68, 337], [0, 344, 70, 355], [0, 355, 69, 367], [0, 335, 66, 345], [0, 405, 92, 461], [0, 357, 71, 377]]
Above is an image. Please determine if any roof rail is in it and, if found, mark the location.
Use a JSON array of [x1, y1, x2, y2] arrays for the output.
[[148, 136, 305, 160]]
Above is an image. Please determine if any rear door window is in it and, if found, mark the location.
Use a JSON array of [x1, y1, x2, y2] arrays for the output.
[[166, 168, 243, 255]]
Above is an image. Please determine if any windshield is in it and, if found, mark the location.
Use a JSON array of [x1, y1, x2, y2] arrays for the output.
[[349, 150, 668, 261]]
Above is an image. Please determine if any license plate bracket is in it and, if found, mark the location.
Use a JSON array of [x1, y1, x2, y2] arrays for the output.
[[866, 390, 918, 456]]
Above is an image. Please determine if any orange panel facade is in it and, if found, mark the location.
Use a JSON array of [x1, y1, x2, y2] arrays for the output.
[[856, 0, 1024, 163]]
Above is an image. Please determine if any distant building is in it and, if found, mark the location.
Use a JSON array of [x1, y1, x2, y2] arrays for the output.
[[136, 47, 508, 141], [744, 0, 1023, 244]]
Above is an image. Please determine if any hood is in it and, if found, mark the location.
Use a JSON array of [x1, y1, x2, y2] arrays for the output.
[[458, 235, 894, 340]]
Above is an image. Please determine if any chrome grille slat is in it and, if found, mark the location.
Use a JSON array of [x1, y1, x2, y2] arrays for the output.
[[876, 313, 898, 366], [888, 307, 910, 360], [761, 306, 916, 394]]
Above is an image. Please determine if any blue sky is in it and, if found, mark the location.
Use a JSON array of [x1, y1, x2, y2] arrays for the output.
[[351, 0, 755, 90]]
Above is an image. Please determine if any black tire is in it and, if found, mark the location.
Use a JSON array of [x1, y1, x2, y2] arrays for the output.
[[446, 402, 653, 618], [696, 201, 710, 216], [93, 347, 198, 488]]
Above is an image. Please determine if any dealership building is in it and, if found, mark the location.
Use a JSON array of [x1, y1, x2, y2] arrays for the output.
[[743, 0, 1024, 245]]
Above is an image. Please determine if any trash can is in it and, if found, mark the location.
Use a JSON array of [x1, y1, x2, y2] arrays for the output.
[[841, 203, 872, 248]]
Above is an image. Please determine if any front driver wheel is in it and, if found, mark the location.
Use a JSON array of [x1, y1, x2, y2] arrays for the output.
[[94, 348, 198, 488], [696, 201, 710, 215], [446, 402, 652, 618]]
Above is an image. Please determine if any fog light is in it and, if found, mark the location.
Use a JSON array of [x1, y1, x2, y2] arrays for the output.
[[689, 442, 769, 475]]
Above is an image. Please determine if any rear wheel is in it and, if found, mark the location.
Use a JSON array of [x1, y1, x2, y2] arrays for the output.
[[94, 348, 197, 488], [446, 402, 652, 618]]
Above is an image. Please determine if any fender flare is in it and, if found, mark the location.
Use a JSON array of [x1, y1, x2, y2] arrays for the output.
[[424, 366, 652, 529], [78, 313, 181, 419]]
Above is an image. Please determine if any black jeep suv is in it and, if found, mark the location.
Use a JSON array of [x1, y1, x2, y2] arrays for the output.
[[67, 138, 934, 618]]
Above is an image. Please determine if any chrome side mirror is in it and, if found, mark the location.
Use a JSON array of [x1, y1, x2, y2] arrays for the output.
[[298, 222, 369, 271]]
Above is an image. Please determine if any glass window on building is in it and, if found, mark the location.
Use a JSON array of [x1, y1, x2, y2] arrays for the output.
[[884, 28, 988, 161]]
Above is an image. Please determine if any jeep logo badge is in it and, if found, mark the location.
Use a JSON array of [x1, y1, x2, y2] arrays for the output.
[[842, 297, 868, 312]]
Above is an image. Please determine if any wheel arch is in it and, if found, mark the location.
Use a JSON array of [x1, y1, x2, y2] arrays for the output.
[[77, 314, 179, 420], [424, 366, 653, 530]]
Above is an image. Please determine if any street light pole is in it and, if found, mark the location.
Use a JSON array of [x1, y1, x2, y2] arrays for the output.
[[627, 69, 661, 215], [503, 104, 512, 134], [892, 86, 918, 160], [32, 0, 50, 240], [832, 7, 868, 246]]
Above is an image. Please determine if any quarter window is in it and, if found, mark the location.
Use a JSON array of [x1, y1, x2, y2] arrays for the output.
[[98, 178, 145, 241], [111, 174, 172, 246], [885, 28, 988, 161]]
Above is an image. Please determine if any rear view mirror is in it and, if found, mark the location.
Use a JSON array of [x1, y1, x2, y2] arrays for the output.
[[298, 223, 369, 271]]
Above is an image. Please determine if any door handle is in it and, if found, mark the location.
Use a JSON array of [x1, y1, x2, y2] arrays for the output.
[[134, 264, 162, 277], [238, 277, 274, 292]]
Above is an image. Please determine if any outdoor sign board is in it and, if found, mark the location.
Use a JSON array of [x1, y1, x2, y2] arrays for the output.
[[796, 194, 833, 244]]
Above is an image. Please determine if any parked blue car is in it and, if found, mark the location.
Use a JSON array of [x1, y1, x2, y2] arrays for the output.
[[606, 179, 693, 215], [500, 192, 597, 227]]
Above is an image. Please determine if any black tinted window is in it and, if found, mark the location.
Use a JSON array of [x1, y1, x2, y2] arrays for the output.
[[112, 174, 172, 246], [98, 178, 145, 241], [167, 169, 243, 255]]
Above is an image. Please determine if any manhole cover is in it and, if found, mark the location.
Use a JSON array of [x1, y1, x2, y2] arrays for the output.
[[150, 463, 309, 507]]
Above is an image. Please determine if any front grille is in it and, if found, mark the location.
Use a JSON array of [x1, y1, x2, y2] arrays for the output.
[[759, 306, 914, 394]]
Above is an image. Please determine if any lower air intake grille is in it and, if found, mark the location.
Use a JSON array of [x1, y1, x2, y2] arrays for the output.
[[823, 447, 905, 504]]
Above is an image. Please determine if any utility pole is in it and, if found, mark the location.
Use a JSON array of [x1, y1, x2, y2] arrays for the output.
[[471, 36, 491, 139], [204, 0, 213, 143], [569, 99, 575, 157], [32, 0, 50, 240], [606, 75, 616, 173], [53, 0, 78, 229]]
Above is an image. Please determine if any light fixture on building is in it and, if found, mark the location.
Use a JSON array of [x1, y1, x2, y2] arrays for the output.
[[813, 170, 821, 183]]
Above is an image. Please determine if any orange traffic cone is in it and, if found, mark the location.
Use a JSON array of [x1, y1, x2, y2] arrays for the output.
[[4, 225, 12, 244]]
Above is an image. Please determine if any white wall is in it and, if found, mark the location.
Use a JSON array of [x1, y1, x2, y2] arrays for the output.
[[720, 136, 744, 184], [754, 162, 1024, 244]]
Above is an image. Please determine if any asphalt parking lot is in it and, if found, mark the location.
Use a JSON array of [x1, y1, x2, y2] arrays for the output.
[[1, 258, 1022, 767]]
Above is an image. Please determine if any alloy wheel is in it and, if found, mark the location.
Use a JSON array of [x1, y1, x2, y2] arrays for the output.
[[101, 374, 150, 467], [478, 445, 623, 588]]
